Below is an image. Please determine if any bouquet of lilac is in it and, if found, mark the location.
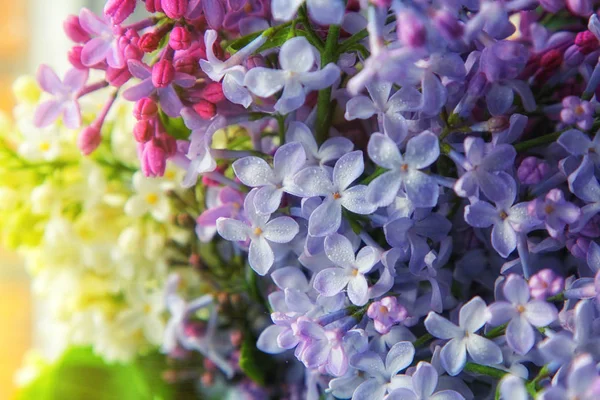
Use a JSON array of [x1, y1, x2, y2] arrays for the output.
[[25, 0, 600, 398]]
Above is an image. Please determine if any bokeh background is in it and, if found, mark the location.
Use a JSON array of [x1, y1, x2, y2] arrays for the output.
[[0, 1, 104, 398]]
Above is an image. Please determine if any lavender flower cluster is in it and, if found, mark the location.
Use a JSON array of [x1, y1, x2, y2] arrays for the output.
[[33, 0, 600, 399]]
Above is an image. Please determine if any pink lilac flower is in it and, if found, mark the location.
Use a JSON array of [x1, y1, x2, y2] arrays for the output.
[[367, 297, 408, 334], [34, 65, 88, 129], [78, 8, 125, 68], [529, 269, 565, 300], [560, 96, 595, 130]]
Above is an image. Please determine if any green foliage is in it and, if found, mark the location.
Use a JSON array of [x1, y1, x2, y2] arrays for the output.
[[17, 348, 173, 400], [239, 335, 268, 386], [159, 111, 192, 140]]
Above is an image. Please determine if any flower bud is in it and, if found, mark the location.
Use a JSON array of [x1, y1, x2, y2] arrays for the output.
[[63, 15, 90, 43], [193, 99, 217, 120], [104, 0, 137, 25], [174, 56, 197, 74], [529, 269, 564, 300], [152, 60, 175, 88], [106, 66, 132, 87], [487, 116, 510, 133], [142, 141, 167, 177], [567, 0, 593, 16], [134, 98, 159, 120], [77, 123, 102, 155], [566, 236, 590, 259], [134, 120, 154, 142], [564, 44, 585, 67], [201, 82, 224, 103], [540, 49, 563, 71], [517, 156, 550, 185], [162, 0, 187, 19], [539, 0, 564, 12], [119, 29, 143, 60], [139, 32, 161, 53], [68, 46, 87, 70], [169, 26, 192, 50], [575, 30, 599, 54], [145, 0, 163, 13]]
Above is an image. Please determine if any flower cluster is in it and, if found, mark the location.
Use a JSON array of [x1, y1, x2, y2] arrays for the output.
[[13, 0, 600, 399]]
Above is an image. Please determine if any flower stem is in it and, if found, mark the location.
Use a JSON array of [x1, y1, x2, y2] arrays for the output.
[[463, 363, 508, 379], [514, 128, 567, 152], [315, 25, 341, 144], [297, 6, 324, 51], [412, 333, 433, 348]]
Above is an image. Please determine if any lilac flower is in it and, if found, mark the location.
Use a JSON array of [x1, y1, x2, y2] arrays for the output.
[[560, 96, 595, 130], [272, 0, 345, 26], [345, 81, 422, 143], [366, 131, 440, 208], [488, 274, 558, 355], [557, 129, 600, 166], [244, 37, 341, 114], [517, 157, 551, 185], [425, 297, 503, 376], [196, 187, 244, 242], [79, 8, 125, 68], [34, 65, 88, 129], [567, 157, 600, 232], [452, 137, 517, 202], [233, 142, 306, 214], [285, 122, 354, 167], [313, 234, 380, 306], [539, 354, 600, 400], [367, 297, 408, 335], [464, 173, 540, 258], [294, 151, 377, 237], [296, 319, 368, 377], [529, 269, 564, 300], [216, 189, 299, 275], [565, 242, 600, 301], [123, 60, 196, 117], [387, 362, 465, 400], [528, 189, 580, 239], [499, 375, 528, 400], [350, 341, 416, 399]]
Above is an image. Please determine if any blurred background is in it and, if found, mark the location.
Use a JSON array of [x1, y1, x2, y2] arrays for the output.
[[0, 1, 104, 398]]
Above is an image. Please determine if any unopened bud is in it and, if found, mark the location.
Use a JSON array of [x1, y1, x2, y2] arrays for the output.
[[134, 120, 154, 142], [170, 26, 192, 50], [106, 66, 132, 87], [63, 15, 90, 43], [139, 32, 161, 53], [77, 123, 102, 155], [152, 60, 175, 88], [192, 100, 217, 120], [162, 0, 187, 19], [104, 0, 137, 25], [134, 98, 158, 120]]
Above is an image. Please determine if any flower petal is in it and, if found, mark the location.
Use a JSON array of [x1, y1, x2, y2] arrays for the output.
[[491, 220, 517, 258], [404, 170, 439, 208], [425, 312, 462, 340], [368, 132, 403, 169], [404, 131, 440, 169], [464, 201, 498, 228], [459, 296, 488, 333], [341, 185, 378, 214], [440, 338, 467, 376], [257, 325, 287, 354], [37, 65, 62, 95], [313, 267, 350, 296], [347, 275, 369, 306], [466, 334, 503, 365], [263, 216, 299, 243], [506, 316, 535, 355], [249, 236, 274, 275], [244, 67, 286, 97], [232, 156, 276, 187], [216, 218, 248, 241], [345, 95, 378, 120], [324, 233, 356, 267], [280, 37, 315, 73]]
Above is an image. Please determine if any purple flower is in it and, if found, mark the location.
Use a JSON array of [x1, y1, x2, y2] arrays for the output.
[[560, 96, 595, 130], [285, 122, 354, 166], [366, 131, 440, 208], [350, 341, 416, 399], [345, 82, 422, 144], [452, 137, 517, 202], [558, 129, 600, 166], [387, 362, 465, 400], [216, 189, 299, 275], [464, 173, 540, 258], [425, 297, 503, 376], [196, 187, 244, 242], [233, 142, 306, 214], [78, 8, 125, 68], [488, 274, 558, 355], [564, 241, 600, 301], [517, 156, 551, 185], [34, 65, 88, 129], [314, 234, 380, 306], [367, 297, 408, 335], [272, 0, 345, 26], [244, 37, 341, 114], [539, 354, 600, 400], [567, 157, 600, 232], [529, 269, 565, 300], [294, 151, 377, 237], [499, 375, 528, 400], [528, 189, 580, 239]]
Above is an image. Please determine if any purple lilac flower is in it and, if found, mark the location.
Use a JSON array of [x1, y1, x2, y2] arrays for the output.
[[558, 129, 600, 166], [566, 157, 600, 231], [464, 173, 540, 258], [244, 36, 341, 114], [367, 297, 408, 335], [517, 156, 551, 185], [294, 151, 376, 237], [529, 269, 565, 300], [350, 341, 416, 400], [79, 8, 125, 68], [34, 65, 88, 129], [196, 187, 244, 242], [539, 354, 600, 400], [499, 375, 528, 400], [272, 0, 345, 26], [123, 60, 196, 117], [233, 142, 306, 214], [425, 297, 503, 376], [366, 131, 440, 208], [223, 0, 269, 32], [216, 189, 299, 275], [488, 274, 558, 355], [452, 137, 517, 202], [314, 234, 380, 306], [345, 81, 422, 143], [564, 241, 600, 301], [560, 96, 595, 130], [387, 362, 465, 400], [528, 189, 580, 239], [285, 122, 354, 166]]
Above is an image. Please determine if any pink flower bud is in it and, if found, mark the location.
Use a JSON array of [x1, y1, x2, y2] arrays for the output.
[[77, 123, 102, 155], [170, 26, 192, 50], [134, 120, 154, 142], [145, 0, 163, 13], [63, 15, 91, 43], [106, 66, 132, 87], [540, 49, 563, 71], [134, 98, 159, 120], [119, 29, 143, 60], [200, 82, 224, 103], [397, 11, 427, 48], [139, 32, 161, 53], [193, 100, 217, 120], [142, 141, 167, 177], [152, 60, 175, 88], [104, 0, 137, 25], [68, 46, 87, 70], [575, 30, 599, 54], [517, 156, 550, 185], [174, 56, 198, 74], [162, 0, 187, 19], [529, 269, 564, 300]]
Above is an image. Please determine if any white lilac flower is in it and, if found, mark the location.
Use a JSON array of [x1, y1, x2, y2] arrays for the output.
[[313, 233, 381, 306], [124, 171, 172, 222], [387, 361, 465, 400], [285, 121, 354, 166], [115, 284, 165, 346], [366, 131, 440, 208], [424, 297, 503, 376], [499, 375, 529, 400], [216, 189, 299, 275], [294, 150, 376, 237], [244, 36, 341, 114]]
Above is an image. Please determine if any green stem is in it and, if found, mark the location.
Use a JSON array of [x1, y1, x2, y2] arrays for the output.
[[485, 323, 508, 339], [276, 114, 286, 145], [463, 363, 508, 380], [298, 6, 324, 51], [412, 333, 433, 348], [315, 24, 341, 144], [514, 129, 567, 152]]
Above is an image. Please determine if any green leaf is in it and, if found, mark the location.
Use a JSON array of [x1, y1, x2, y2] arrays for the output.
[[17, 347, 173, 400], [159, 111, 192, 140], [239, 336, 267, 386]]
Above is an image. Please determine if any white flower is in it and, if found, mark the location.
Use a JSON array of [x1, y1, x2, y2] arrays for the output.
[[124, 172, 171, 222], [116, 284, 166, 346]]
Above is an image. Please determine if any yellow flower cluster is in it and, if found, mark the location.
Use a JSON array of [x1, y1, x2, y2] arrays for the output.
[[1, 76, 190, 363]]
